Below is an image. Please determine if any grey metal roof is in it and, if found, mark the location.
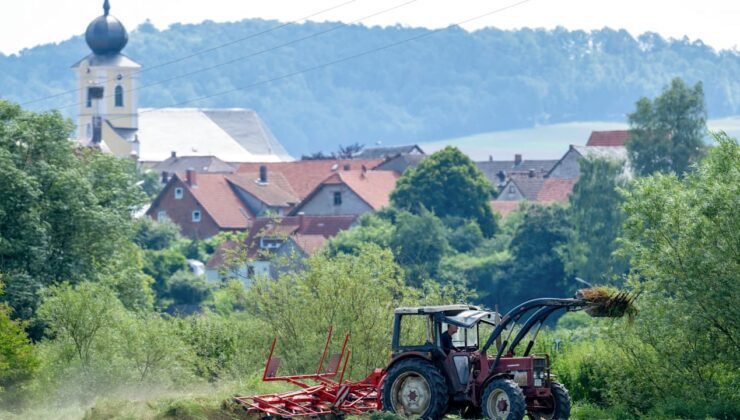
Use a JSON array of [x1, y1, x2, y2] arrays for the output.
[[202, 109, 292, 161], [152, 155, 236, 174], [476, 160, 559, 186], [355, 144, 425, 159], [133, 108, 293, 162], [394, 305, 481, 314]]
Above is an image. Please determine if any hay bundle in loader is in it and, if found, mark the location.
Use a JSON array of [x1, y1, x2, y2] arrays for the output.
[[577, 286, 639, 319]]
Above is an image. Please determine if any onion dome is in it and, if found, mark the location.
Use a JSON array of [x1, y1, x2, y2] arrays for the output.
[[85, 0, 128, 55]]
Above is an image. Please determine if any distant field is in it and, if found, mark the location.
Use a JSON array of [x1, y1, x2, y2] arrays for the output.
[[421, 117, 740, 160]]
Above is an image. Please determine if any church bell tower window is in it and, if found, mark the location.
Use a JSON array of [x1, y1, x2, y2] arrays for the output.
[[115, 85, 124, 107]]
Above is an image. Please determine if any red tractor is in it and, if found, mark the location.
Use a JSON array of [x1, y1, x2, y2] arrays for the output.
[[235, 292, 634, 419], [381, 298, 590, 419]]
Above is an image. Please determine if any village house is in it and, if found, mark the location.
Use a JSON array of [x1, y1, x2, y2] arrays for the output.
[[150, 152, 236, 183], [289, 169, 400, 216], [205, 214, 357, 283], [354, 144, 425, 159]]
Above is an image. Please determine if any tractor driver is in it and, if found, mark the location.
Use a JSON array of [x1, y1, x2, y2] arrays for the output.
[[441, 324, 459, 355]]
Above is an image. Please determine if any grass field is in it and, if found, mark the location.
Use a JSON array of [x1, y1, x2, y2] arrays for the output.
[[420, 117, 740, 160]]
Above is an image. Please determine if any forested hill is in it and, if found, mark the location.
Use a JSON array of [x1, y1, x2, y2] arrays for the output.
[[2, 19, 740, 155]]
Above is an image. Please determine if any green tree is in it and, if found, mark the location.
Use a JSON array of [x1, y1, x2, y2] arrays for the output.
[[611, 132, 739, 416], [627, 78, 707, 176], [0, 278, 38, 407], [38, 282, 124, 368], [561, 157, 630, 283], [391, 147, 497, 236], [326, 212, 394, 256], [500, 204, 572, 310], [390, 209, 449, 286], [134, 218, 182, 251], [0, 101, 147, 333]]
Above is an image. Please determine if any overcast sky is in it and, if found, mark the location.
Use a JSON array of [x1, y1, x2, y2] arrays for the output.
[[2, 0, 738, 55]]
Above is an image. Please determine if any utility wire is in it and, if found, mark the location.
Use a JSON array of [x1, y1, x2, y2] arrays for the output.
[[20, 0, 359, 107], [104, 0, 536, 125], [54, 0, 419, 111]]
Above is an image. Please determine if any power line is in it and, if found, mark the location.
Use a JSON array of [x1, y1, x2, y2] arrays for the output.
[[19, 0, 359, 107], [54, 0, 419, 111], [105, 0, 536, 125]]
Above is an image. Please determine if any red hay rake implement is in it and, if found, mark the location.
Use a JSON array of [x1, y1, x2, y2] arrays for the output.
[[234, 327, 384, 418]]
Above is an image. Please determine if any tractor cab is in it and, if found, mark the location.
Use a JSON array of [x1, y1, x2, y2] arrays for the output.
[[390, 305, 499, 356]]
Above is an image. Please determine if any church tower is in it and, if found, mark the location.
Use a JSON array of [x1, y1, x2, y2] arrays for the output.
[[72, 0, 141, 157]]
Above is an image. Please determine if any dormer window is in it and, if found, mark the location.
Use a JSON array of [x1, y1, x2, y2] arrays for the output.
[[508, 185, 515, 194], [174, 187, 184, 199], [260, 237, 283, 250], [333, 191, 342, 206], [114, 85, 124, 107], [192, 210, 201, 222]]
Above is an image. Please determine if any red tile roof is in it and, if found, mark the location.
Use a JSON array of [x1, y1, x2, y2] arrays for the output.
[[536, 178, 577, 203], [321, 170, 400, 210], [236, 160, 384, 200], [490, 200, 521, 218], [175, 173, 252, 229], [586, 130, 631, 147], [207, 215, 357, 267]]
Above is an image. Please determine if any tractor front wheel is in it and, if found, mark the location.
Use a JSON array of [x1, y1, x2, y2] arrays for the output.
[[481, 379, 526, 420], [381, 358, 448, 419], [528, 381, 571, 420]]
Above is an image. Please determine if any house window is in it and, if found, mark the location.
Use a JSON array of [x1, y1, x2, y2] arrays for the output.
[[174, 187, 183, 199], [192, 210, 201, 222], [86, 89, 92, 108], [508, 185, 515, 193], [157, 210, 167, 220], [333, 191, 342, 206], [114, 85, 124, 107], [247, 265, 255, 278], [260, 237, 283, 250]]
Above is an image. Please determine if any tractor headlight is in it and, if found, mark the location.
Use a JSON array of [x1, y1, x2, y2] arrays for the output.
[[534, 378, 543, 387]]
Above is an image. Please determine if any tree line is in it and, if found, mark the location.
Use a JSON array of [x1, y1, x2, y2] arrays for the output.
[[3, 19, 740, 155]]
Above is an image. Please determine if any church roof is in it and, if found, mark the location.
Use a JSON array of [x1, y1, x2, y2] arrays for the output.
[[71, 53, 141, 69], [132, 108, 293, 163]]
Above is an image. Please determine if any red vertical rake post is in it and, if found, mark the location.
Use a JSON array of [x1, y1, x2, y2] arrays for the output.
[[233, 327, 384, 418]]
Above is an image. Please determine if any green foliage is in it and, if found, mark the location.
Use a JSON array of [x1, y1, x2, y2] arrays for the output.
[[627, 78, 707, 176], [561, 157, 630, 283], [496, 203, 572, 311], [0, 279, 38, 407], [327, 212, 394, 255], [166, 270, 212, 308], [134, 217, 183, 251], [390, 209, 449, 286], [609, 132, 740, 416], [142, 248, 188, 299], [391, 147, 497, 237], [38, 282, 125, 368], [444, 217, 484, 253], [6, 23, 740, 155], [0, 101, 147, 334]]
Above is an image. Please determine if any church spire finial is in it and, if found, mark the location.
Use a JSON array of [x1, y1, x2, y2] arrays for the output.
[[103, 0, 110, 16]]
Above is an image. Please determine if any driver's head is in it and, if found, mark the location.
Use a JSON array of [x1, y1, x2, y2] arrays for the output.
[[447, 324, 458, 335]]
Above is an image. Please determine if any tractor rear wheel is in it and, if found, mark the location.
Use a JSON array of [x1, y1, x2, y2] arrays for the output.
[[381, 358, 448, 419], [481, 379, 526, 420], [528, 381, 571, 420]]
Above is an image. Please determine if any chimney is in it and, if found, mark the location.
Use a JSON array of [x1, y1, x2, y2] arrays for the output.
[[343, 163, 351, 171], [161, 171, 169, 184], [528, 169, 535, 178], [171, 150, 177, 159], [489, 155, 493, 162], [259, 165, 268, 184], [514, 154, 522, 166], [186, 168, 197, 187], [361, 164, 367, 178]]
